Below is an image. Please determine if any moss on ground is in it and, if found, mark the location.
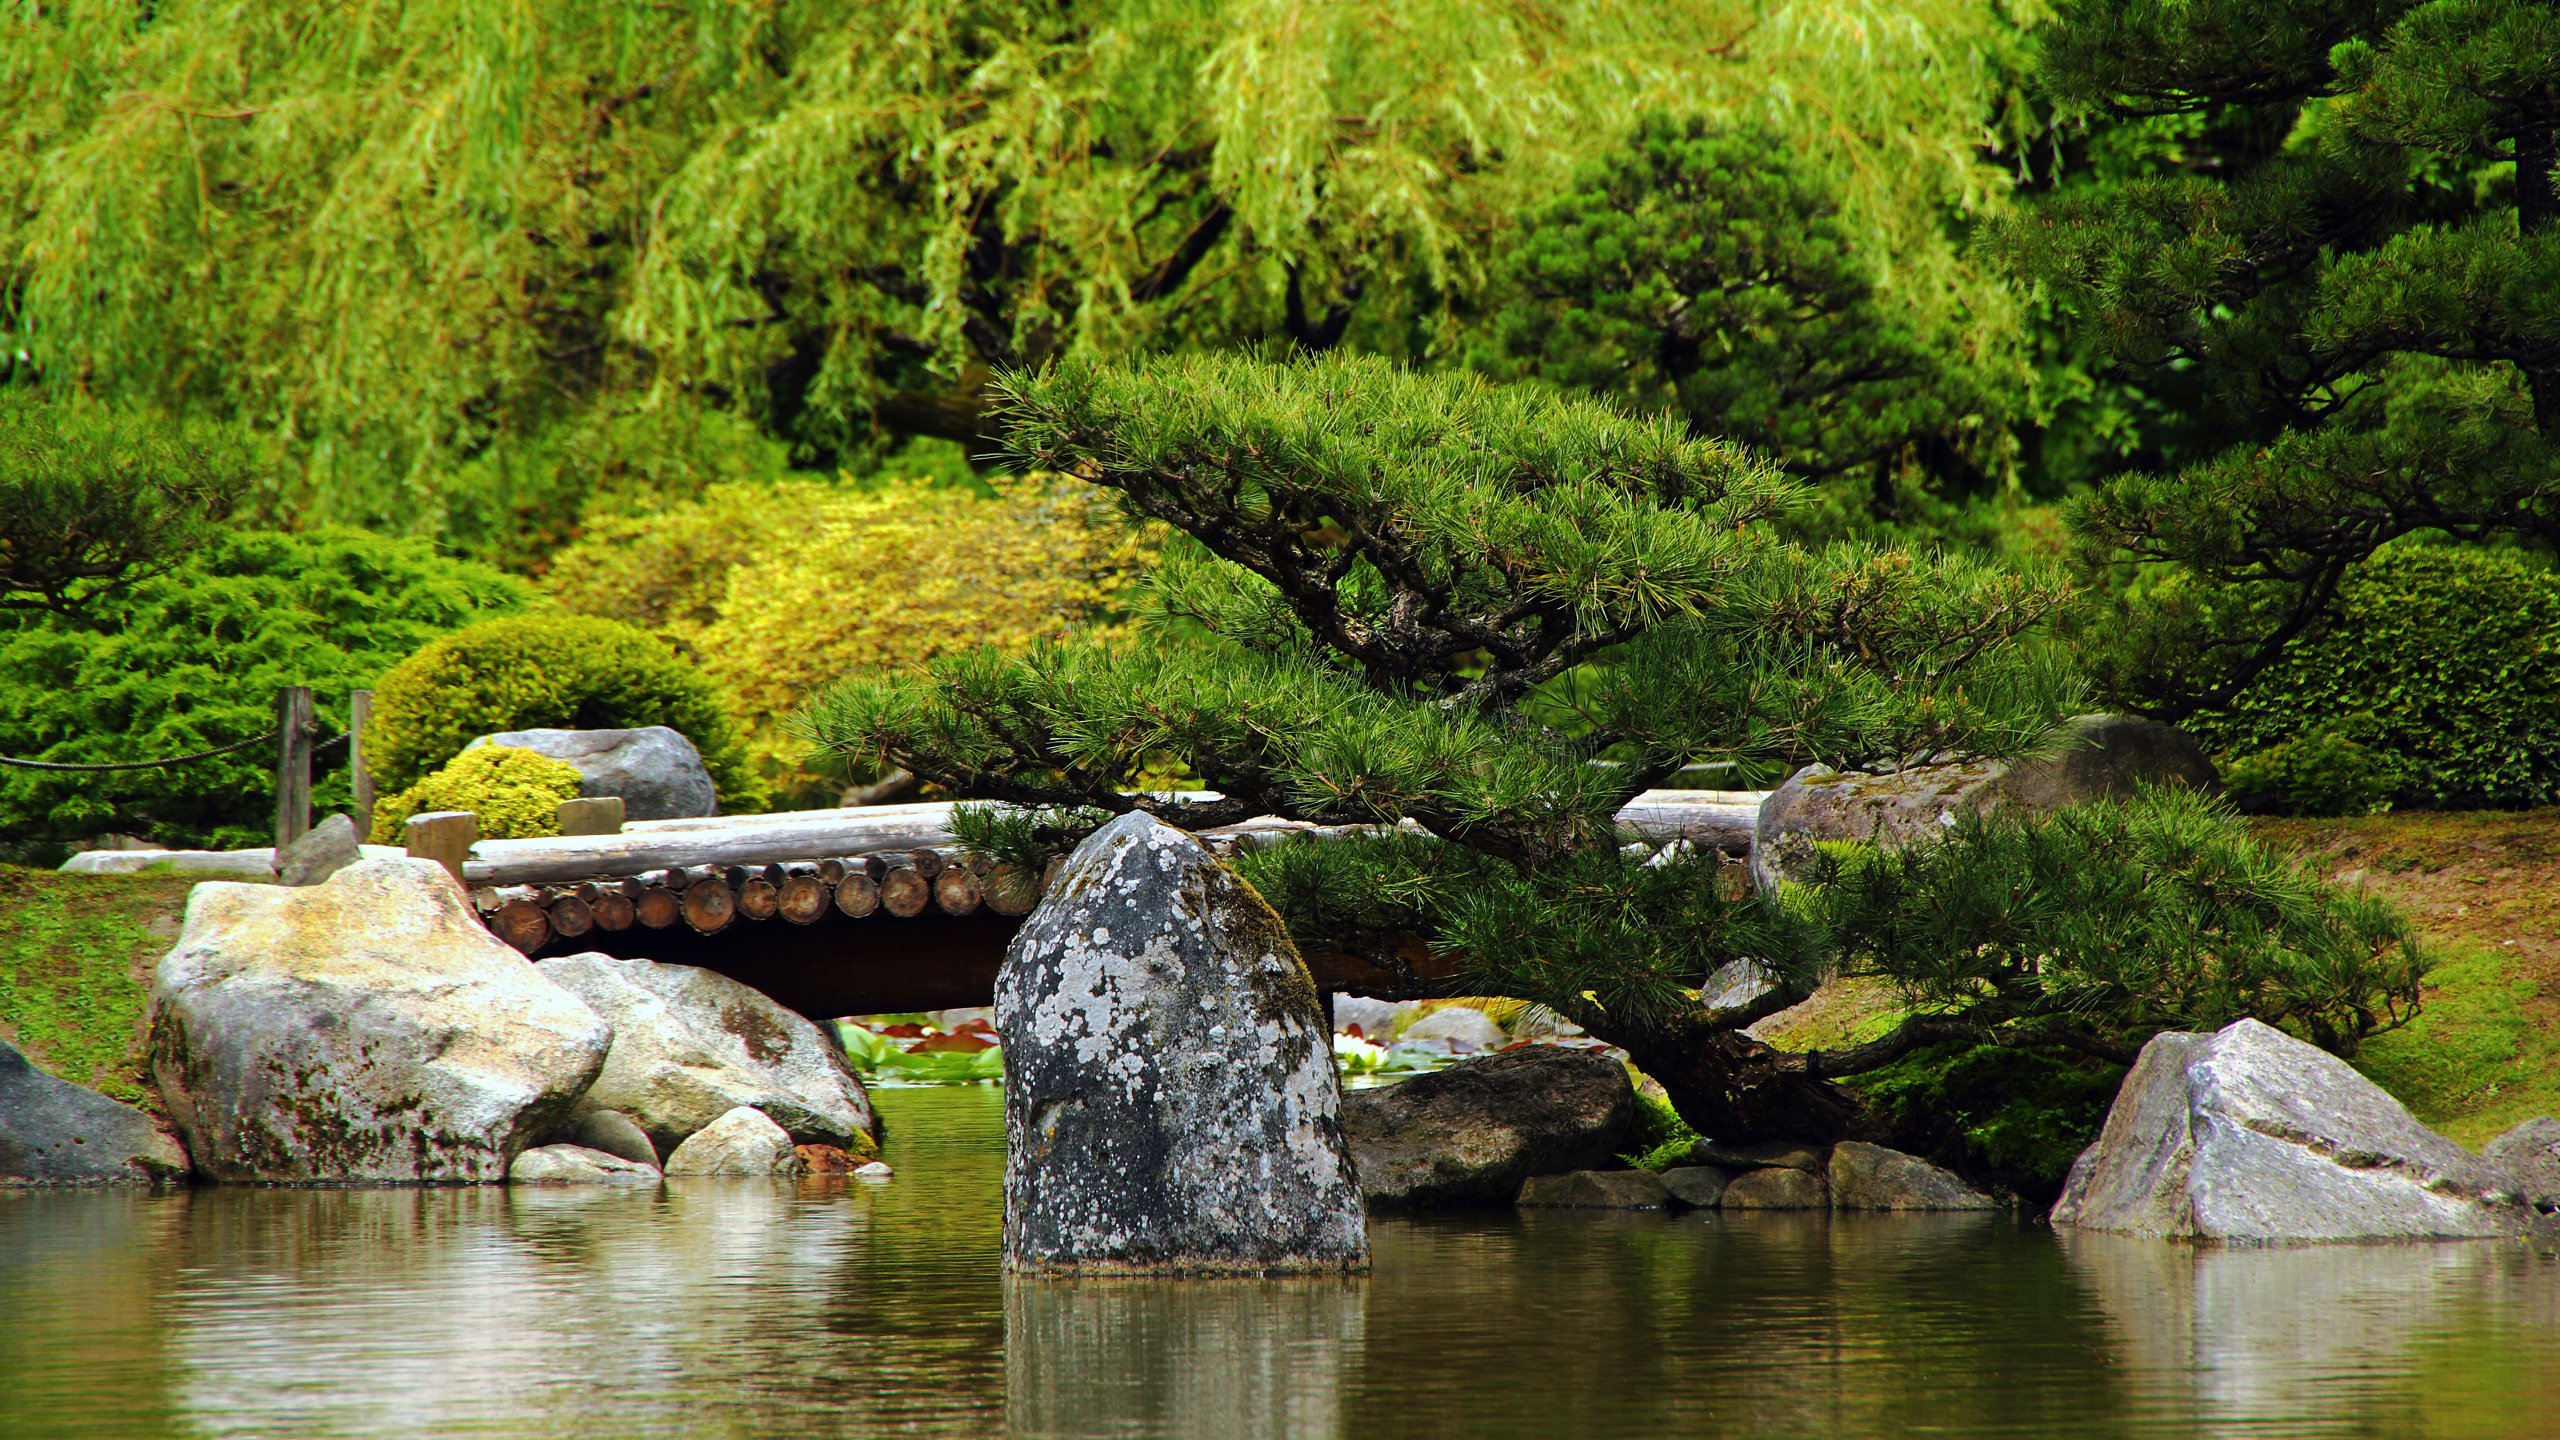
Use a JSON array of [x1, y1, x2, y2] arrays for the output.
[[0, 865, 204, 1105]]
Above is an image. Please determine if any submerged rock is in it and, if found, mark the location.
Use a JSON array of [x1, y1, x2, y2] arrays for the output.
[[1516, 1169, 1671, 1209], [1753, 714, 2218, 891], [1828, 1141, 1998, 1211], [663, 1106, 806, 1176], [471, 726, 716, 820], [0, 1039, 189, 1185], [2051, 1019, 2532, 1243], [2486, 1117, 2560, 1210], [149, 859, 611, 1183], [1341, 1046, 1635, 1208], [1721, 1167, 1827, 1209], [534, 954, 876, 1158], [510, 1144, 659, 1185], [998, 812, 1367, 1275]]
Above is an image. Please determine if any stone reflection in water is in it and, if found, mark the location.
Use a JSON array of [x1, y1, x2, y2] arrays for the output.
[[1005, 1274, 1367, 1440], [2065, 1233, 2560, 1433]]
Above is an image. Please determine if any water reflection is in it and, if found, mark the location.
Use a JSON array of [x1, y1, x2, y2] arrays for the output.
[[1, 1088, 2554, 1440]]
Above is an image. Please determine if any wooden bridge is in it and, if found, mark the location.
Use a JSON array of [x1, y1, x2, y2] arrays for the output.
[[443, 793, 1762, 1023]]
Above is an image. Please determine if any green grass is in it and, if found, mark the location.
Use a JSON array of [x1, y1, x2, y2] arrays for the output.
[[0, 866, 203, 1104], [2353, 943, 2560, 1148]]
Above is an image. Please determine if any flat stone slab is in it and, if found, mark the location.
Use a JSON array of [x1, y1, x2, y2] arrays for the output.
[[1517, 1170, 1672, 1209]]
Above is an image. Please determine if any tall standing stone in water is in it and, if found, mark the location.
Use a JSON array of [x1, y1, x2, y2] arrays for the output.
[[998, 812, 1368, 1275]]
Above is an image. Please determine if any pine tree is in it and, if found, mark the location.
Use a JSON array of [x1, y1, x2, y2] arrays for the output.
[[806, 352, 2425, 1142], [1999, 0, 2560, 717]]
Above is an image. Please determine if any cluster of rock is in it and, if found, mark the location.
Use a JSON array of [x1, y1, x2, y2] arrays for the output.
[[4, 857, 879, 1189], [1517, 1139, 2000, 1212]]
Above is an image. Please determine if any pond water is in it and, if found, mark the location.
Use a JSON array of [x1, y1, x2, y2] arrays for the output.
[[3, 1086, 2556, 1440]]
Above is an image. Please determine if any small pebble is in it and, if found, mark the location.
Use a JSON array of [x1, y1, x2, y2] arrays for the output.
[[856, 1161, 893, 1177]]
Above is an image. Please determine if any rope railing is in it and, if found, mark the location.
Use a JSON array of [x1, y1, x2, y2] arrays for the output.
[[0, 726, 348, 773]]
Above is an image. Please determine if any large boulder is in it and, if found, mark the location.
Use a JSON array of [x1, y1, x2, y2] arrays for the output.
[[1828, 1141, 1998, 1211], [998, 812, 1368, 1275], [148, 859, 613, 1183], [2051, 1019, 2534, 1243], [1341, 1046, 1635, 1208], [0, 1040, 189, 1185], [1752, 713, 2219, 890], [469, 726, 716, 821], [1398, 1006, 1506, 1054], [2484, 1117, 2560, 1211], [662, 1105, 806, 1176], [534, 954, 877, 1159]]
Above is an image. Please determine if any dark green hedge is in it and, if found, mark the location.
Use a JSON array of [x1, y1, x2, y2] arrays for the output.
[[2189, 545, 2560, 813], [0, 528, 528, 850]]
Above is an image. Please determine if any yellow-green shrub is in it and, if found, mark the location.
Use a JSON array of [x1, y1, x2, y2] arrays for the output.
[[546, 474, 1148, 806], [366, 612, 759, 807], [369, 745, 584, 844]]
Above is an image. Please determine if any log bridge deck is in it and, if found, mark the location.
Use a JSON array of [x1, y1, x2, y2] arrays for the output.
[[457, 793, 1762, 1023]]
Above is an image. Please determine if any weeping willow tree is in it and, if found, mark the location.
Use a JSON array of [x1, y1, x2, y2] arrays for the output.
[[4, 0, 2047, 553]]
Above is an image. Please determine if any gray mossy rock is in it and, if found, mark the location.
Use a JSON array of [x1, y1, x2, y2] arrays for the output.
[[509, 1143, 660, 1185], [2051, 1019, 2534, 1243], [1517, 1169, 1672, 1209], [149, 859, 612, 1183], [534, 953, 876, 1158], [1660, 1166, 1733, 1208], [1752, 713, 2219, 891], [273, 813, 361, 887], [1693, 1138, 1826, 1173], [1399, 1006, 1506, 1053], [0, 1040, 189, 1185], [563, 1109, 659, 1168], [469, 726, 716, 821], [1721, 1166, 1828, 1209], [1828, 1141, 1999, 1211], [998, 812, 1368, 1276], [2484, 1117, 2560, 1210], [662, 1106, 806, 1176], [1342, 1046, 1636, 1208]]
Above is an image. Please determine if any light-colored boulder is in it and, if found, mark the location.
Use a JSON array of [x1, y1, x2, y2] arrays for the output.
[[2485, 1117, 2560, 1211], [1516, 1169, 1671, 1209], [564, 1109, 658, 1168], [1699, 958, 1780, 1013], [1659, 1166, 1733, 1208], [509, 1144, 660, 1185], [1752, 713, 2219, 890], [1828, 1141, 1998, 1211], [1330, 995, 1415, 1039], [534, 954, 876, 1158], [1, 1039, 189, 1185], [998, 812, 1368, 1275], [2050, 1019, 2533, 1243], [663, 1106, 805, 1176], [273, 813, 362, 887], [148, 859, 611, 1183], [471, 726, 716, 821], [1721, 1166, 1827, 1209], [1342, 1046, 1635, 1208], [1399, 1006, 1506, 1054]]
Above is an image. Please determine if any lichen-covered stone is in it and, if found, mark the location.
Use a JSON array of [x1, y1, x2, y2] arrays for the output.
[[534, 954, 876, 1158], [1341, 1047, 1634, 1208], [0, 1039, 189, 1185], [2051, 1019, 2532, 1243], [148, 859, 612, 1183], [662, 1106, 805, 1176], [1721, 1166, 1827, 1209], [509, 1143, 660, 1185], [1516, 1169, 1671, 1209], [1828, 1141, 1998, 1211], [998, 812, 1367, 1275]]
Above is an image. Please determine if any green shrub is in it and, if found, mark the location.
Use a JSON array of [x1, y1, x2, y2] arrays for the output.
[[2222, 728, 2400, 817], [366, 612, 760, 808], [2191, 546, 2560, 812], [0, 528, 527, 851], [369, 745, 584, 844], [1623, 1081, 1703, 1171], [1849, 1043, 2126, 1204]]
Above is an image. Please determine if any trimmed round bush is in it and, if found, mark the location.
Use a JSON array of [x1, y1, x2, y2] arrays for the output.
[[2192, 546, 2560, 811], [369, 745, 584, 844], [367, 612, 759, 808]]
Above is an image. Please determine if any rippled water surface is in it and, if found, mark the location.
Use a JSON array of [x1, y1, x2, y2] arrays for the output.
[[4, 1087, 2556, 1440]]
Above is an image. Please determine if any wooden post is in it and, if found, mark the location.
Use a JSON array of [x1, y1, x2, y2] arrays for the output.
[[555, 796, 625, 837], [347, 689, 376, 843], [405, 810, 478, 888], [273, 686, 315, 851]]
